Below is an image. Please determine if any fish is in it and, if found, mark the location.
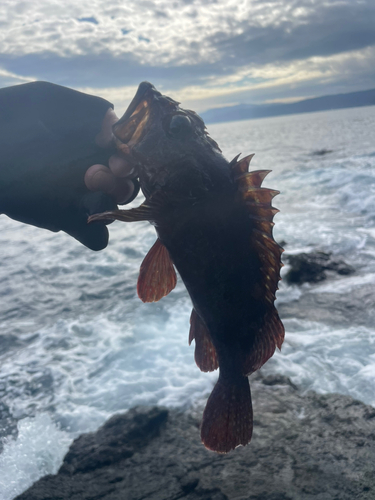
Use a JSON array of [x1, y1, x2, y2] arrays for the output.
[[88, 82, 285, 453]]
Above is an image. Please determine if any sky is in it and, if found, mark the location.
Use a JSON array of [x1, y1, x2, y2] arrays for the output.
[[0, 0, 374, 113]]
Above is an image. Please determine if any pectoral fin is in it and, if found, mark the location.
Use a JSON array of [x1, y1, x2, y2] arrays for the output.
[[87, 202, 155, 224], [137, 238, 177, 302], [189, 309, 219, 372]]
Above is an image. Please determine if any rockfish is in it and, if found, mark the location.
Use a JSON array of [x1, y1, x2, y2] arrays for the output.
[[89, 82, 285, 453]]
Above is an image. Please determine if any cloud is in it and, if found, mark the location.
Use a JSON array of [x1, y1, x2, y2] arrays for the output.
[[157, 46, 375, 111], [208, 0, 375, 67], [78, 17, 99, 25], [0, 67, 35, 87], [2, 0, 374, 63], [0, 0, 374, 109]]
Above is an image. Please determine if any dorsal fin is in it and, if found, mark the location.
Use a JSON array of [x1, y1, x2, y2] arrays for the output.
[[229, 153, 241, 169], [232, 154, 285, 373], [137, 238, 177, 302], [244, 308, 285, 374], [231, 153, 255, 177], [235, 169, 272, 186], [189, 309, 219, 372]]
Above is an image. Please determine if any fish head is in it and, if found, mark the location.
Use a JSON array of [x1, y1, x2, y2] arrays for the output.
[[113, 82, 230, 199]]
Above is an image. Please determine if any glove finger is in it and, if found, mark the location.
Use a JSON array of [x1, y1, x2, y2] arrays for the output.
[[63, 191, 117, 250], [119, 178, 140, 205], [67, 223, 109, 251], [108, 154, 138, 178], [84, 164, 117, 193]]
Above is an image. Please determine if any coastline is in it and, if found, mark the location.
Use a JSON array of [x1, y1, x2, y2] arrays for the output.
[[15, 373, 375, 500], [12, 250, 375, 499]]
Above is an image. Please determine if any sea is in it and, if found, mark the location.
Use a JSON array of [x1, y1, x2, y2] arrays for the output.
[[1, 105, 375, 499]]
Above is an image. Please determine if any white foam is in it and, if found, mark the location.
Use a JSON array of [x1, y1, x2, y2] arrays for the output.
[[0, 296, 218, 437], [262, 319, 375, 406], [311, 272, 375, 294], [0, 414, 72, 500]]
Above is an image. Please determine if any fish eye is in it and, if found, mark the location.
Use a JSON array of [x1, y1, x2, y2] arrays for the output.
[[168, 114, 192, 138]]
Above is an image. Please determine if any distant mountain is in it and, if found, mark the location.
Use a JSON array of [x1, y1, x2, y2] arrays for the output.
[[201, 88, 375, 124]]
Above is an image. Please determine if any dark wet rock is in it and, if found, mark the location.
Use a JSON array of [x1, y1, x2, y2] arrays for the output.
[[278, 281, 375, 328], [260, 373, 298, 390], [284, 251, 355, 284], [15, 379, 375, 500], [59, 407, 168, 475]]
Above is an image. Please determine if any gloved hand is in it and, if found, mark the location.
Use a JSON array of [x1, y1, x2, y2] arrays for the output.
[[0, 81, 140, 250]]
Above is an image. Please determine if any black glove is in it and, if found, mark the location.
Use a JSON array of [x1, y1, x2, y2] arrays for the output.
[[0, 81, 138, 250]]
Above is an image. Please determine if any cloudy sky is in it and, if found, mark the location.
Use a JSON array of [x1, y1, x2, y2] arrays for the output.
[[0, 0, 374, 112]]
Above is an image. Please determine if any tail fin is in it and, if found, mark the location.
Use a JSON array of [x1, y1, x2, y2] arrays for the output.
[[201, 375, 253, 453]]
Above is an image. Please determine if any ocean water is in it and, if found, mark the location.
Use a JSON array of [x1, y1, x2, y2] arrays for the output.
[[1, 105, 375, 498]]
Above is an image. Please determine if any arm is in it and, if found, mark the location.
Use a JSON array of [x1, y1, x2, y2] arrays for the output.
[[0, 81, 138, 250]]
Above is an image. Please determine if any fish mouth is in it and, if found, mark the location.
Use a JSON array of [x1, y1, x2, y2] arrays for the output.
[[113, 82, 180, 153], [113, 83, 152, 149]]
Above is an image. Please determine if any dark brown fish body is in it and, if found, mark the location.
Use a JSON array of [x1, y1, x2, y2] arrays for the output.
[[89, 82, 284, 453]]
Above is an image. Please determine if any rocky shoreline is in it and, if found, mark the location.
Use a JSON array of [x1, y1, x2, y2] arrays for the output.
[[15, 372, 375, 500], [11, 251, 375, 499]]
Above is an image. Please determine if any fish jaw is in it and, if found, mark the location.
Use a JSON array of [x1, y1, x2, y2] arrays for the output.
[[112, 81, 180, 159], [110, 82, 225, 200]]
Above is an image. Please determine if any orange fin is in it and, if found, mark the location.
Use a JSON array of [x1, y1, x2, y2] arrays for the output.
[[231, 155, 285, 371], [230, 153, 255, 177], [201, 375, 253, 453], [244, 308, 285, 374], [88, 202, 155, 224], [137, 239, 177, 303], [189, 310, 219, 372], [236, 169, 272, 187]]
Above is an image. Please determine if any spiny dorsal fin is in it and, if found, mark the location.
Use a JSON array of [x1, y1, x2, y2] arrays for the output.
[[189, 309, 219, 372], [235, 169, 272, 186], [231, 153, 255, 177], [229, 153, 241, 168], [137, 238, 177, 302], [232, 155, 285, 373]]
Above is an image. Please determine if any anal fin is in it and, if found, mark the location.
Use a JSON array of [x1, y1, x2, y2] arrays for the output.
[[189, 309, 219, 372], [137, 239, 177, 302]]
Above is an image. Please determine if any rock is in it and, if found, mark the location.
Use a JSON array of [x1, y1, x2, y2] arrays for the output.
[[15, 378, 375, 500], [284, 251, 355, 284], [260, 373, 298, 390], [278, 280, 375, 328], [59, 407, 168, 475]]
